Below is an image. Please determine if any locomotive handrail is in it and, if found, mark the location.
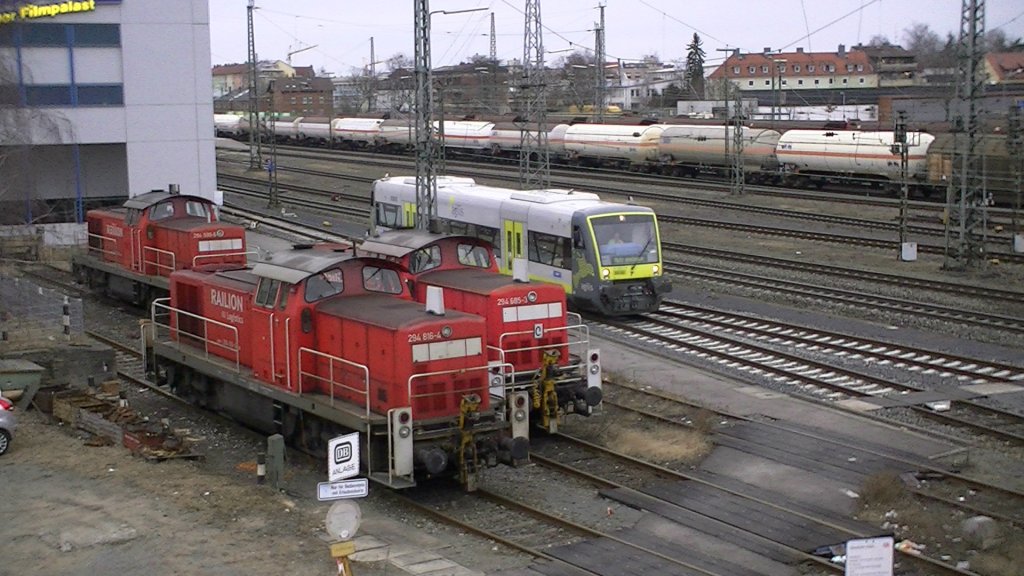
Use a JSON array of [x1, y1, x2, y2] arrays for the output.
[[496, 320, 591, 375], [192, 250, 259, 267], [150, 300, 241, 371], [85, 231, 121, 258], [406, 362, 513, 407], [143, 245, 176, 276], [297, 347, 371, 421]]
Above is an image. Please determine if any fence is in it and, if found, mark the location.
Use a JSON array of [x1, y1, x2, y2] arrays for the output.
[[0, 275, 84, 348]]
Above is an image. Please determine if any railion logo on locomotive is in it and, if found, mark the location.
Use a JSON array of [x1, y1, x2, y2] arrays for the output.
[[210, 288, 245, 312], [193, 229, 226, 239]]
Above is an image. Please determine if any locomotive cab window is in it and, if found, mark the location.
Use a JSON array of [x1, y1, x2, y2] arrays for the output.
[[185, 201, 210, 220], [305, 269, 344, 302], [255, 279, 281, 308], [457, 243, 491, 268], [409, 246, 441, 273], [363, 266, 402, 294], [149, 201, 174, 221], [126, 208, 142, 226], [592, 214, 659, 266]]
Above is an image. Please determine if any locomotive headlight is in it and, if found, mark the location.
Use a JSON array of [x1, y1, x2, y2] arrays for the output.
[[601, 268, 610, 279], [589, 364, 600, 375], [399, 426, 411, 438], [514, 409, 526, 422], [652, 264, 660, 275]]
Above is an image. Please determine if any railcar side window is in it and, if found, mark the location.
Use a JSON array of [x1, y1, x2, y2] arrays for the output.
[[527, 231, 571, 268], [149, 201, 175, 221], [363, 266, 402, 294], [457, 243, 491, 268], [410, 246, 441, 273], [376, 203, 401, 228], [305, 269, 344, 302]]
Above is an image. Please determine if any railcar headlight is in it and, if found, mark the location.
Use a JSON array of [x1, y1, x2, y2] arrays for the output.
[[601, 268, 610, 279], [399, 426, 411, 438], [514, 409, 526, 422], [652, 264, 660, 275]]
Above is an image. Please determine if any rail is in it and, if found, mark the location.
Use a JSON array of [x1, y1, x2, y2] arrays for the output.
[[297, 347, 371, 421], [150, 299, 241, 371]]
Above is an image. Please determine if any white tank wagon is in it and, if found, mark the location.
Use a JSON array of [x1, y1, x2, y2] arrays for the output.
[[775, 129, 935, 189], [562, 123, 665, 168], [658, 125, 782, 180]]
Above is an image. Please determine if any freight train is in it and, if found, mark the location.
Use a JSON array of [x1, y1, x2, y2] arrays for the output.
[[215, 114, 1018, 202], [369, 176, 671, 316]]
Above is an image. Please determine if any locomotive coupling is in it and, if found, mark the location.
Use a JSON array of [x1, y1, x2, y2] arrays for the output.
[[415, 446, 449, 476]]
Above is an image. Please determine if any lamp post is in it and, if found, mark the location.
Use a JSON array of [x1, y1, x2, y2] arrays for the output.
[[772, 58, 786, 127]]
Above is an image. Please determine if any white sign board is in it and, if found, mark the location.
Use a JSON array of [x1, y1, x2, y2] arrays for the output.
[[328, 432, 360, 481], [845, 536, 894, 576], [318, 478, 369, 501]]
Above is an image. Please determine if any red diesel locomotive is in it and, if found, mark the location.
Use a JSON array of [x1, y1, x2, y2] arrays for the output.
[[147, 244, 528, 490], [360, 230, 603, 432], [73, 185, 249, 306]]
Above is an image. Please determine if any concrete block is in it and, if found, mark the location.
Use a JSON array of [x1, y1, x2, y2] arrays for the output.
[[962, 515, 1001, 550]]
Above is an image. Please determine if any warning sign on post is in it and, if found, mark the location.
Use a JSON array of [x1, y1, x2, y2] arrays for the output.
[[328, 432, 360, 481], [845, 536, 894, 576]]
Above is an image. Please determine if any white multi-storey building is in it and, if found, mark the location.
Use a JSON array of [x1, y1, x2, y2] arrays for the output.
[[0, 0, 214, 223]]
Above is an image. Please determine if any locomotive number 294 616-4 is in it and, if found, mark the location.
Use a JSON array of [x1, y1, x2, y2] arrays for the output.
[[408, 331, 442, 343]]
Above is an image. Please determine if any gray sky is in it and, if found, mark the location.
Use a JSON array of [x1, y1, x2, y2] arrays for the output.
[[208, 1, 1024, 75]]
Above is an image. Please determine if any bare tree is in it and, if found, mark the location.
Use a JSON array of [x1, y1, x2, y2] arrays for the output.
[[385, 53, 413, 74]]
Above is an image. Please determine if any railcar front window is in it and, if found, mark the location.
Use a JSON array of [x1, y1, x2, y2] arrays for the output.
[[185, 201, 210, 219], [592, 215, 659, 266], [457, 243, 491, 268], [149, 202, 174, 221]]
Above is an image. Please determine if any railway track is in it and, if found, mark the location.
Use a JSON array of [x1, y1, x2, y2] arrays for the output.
[[217, 153, 1024, 264], [596, 379, 1024, 534], [665, 261, 1024, 335], [590, 307, 1024, 446]]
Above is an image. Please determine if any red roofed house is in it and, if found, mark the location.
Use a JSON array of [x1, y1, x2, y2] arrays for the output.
[[984, 52, 1024, 86], [708, 45, 878, 94]]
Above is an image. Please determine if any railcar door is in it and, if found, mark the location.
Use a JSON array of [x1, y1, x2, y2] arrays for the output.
[[500, 220, 524, 275], [250, 278, 293, 388]]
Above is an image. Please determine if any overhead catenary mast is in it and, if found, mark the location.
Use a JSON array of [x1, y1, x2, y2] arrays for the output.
[[246, 0, 262, 170], [594, 3, 605, 123], [413, 0, 437, 230], [518, 0, 549, 190]]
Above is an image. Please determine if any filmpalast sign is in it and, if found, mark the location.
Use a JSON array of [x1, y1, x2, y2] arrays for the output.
[[1, 1, 97, 25]]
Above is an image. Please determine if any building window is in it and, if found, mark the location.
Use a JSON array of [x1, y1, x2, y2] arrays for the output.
[[779, 65, 787, 72], [72, 24, 121, 46], [856, 64, 864, 71], [782, 79, 788, 85], [0, 23, 120, 47], [827, 64, 835, 72], [793, 65, 801, 72], [747, 80, 754, 86], [829, 78, 834, 84], [764, 80, 770, 86], [761, 65, 769, 73], [842, 78, 849, 84], [846, 64, 854, 72], [747, 66, 754, 73], [808, 65, 815, 72], [77, 85, 124, 106], [24, 85, 72, 106], [732, 66, 740, 74], [814, 79, 820, 85], [797, 79, 804, 85], [859, 77, 865, 84]]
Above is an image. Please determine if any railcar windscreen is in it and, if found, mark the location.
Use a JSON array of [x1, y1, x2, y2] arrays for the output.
[[305, 269, 344, 302], [592, 214, 659, 266], [410, 246, 441, 273]]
